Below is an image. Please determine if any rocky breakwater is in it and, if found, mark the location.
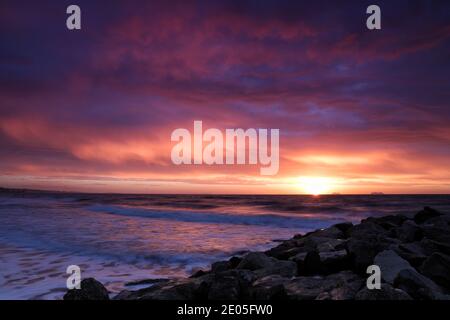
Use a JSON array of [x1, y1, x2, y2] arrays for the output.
[[64, 207, 450, 300]]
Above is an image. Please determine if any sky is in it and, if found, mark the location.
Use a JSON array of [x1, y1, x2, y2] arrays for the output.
[[0, 0, 449, 194]]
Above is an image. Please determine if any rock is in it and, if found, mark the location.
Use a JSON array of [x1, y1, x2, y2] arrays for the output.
[[125, 278, 169, 286], [131, 275, 213, 300], [236, 252, 275, 271], [292, 251, 322, 275], [346, 220, 400, 273], [236, 252, 296, 278], [316, 238, 347, 252], [347, 236, 399, 273], [310, 226, 345, 239], [321, 271, 364, 300], [394, 269, 446, 300], [319, 250, 350, 274], [414, 207, 443, 224], [395, 242, 428, 267], [365, 215, 407, 231], [228, 256, 242, 269], [265, 245, 304, 260], [113, 290, 133, 300], [421, 238, 450, 256], [190, 270, 208, 278], [290, 248, 348, 275], [208, 270, 255, 300], [250, 275, 289, 299], [422, 225, 450, 244], [420, 253, 450, 289], [211, 261, 230, 273], [63, 278, 109, 300], [396, 220, 423, 243], [332, 222, 353, 236], [355, 284, 412, 300], [255, 259, 297, 278], [284, 271, 362, 300], [284, 276, 325, 300], [374, 250, 415, 285], [265, 239, 303, 260]]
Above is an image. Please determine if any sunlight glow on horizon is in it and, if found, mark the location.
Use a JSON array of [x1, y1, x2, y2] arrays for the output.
[[296, 176, 340, 195]]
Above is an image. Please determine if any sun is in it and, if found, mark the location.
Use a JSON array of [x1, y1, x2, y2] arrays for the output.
[[297, 177, 336, 195]]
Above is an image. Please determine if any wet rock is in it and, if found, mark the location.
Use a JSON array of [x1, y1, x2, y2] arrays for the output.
[[63, 278, 109, 300], [420, 253, 450, 289], [396, 220, 423, 243], [355, 284, 412, 300], [414, 207, 443, 224], [394, 269, 447, 300], [374, 250, 415, 285]]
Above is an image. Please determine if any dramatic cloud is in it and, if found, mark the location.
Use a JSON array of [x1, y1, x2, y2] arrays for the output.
[[0, 0, 449, 193]]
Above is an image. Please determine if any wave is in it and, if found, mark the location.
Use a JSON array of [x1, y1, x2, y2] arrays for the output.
[[87, 204, 341, 230]]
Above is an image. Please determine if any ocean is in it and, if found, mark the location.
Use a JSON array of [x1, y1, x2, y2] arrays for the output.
[[1, 189, 449, 299]]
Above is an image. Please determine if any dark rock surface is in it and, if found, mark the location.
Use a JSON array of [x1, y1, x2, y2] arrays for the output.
[[63, 207, 450, 300], [63, 278, 109, 300]]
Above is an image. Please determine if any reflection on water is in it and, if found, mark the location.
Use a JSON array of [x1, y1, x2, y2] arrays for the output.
[[1, 191, 450, 299]]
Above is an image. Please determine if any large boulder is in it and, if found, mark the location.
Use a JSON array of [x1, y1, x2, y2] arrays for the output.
[[374, 250, 415, 285], [284, 271, 363, 300], [414, 207, 443, 224], [355, 284, 412, 300], [63, 278, 109, 300], [208, 270, 255, 300], [319, 249, 350, 274], [394, 242, 428, 267], [422, 225, 450, 244], [237, 252, 296, 278], [420, 238, 450, 256], [394, 269, 447, 300], [395, 220, 423, 243], [347, 237, 399, 273], [420, 253, 450, 289], [249, 275, 289, 300], [237, 252, 276, 271], [290, 251, 322, 275], [256, 260, 297, 278]]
